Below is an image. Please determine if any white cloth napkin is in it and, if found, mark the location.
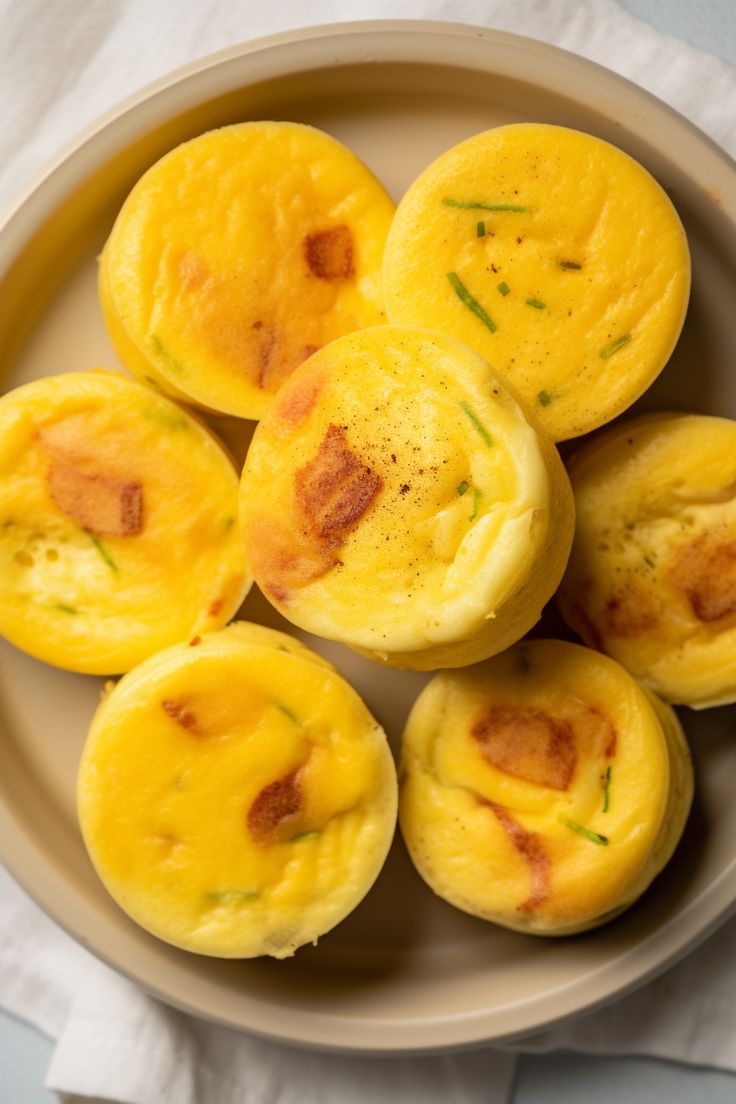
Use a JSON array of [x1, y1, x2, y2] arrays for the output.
[[1, 1, 735, 1102]]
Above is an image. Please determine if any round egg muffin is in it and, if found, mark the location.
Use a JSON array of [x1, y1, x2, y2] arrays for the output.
[[100, 121, 395, 419], [383, 123, 690, 441], [0, 371, 248, 674], [558, 412, 736, 708], [78, 622, 398, 958], [399, 639, 692, 935], [240, 326, 575, 670]]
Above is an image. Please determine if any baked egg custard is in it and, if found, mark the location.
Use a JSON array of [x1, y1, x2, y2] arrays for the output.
[[383, 123, 690, 440], [240, 326, 575, 670], [399, 639, 692, 935], [558, 412, 736, 708], [0, 371, 248, 674], [77, 622, 398, 958], [100, 121, 395, 419]]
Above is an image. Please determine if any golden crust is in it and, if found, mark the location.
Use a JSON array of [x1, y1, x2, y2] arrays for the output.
[[77, 623, 397, 958], [100, 122, 395, 419], [399, 639, 692, 934], [240, 326, 575, 669], [0, 371, 249, 674], [383, 123, 690, 441], [558, 412, 736, 707]]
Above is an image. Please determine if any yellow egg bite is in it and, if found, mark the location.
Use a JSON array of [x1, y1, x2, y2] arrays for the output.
[[240, 326, 574, 670], [558, 412, 736, 708], [383, 123, 690, 441], [78, 622, 398, 958], [399, 639, 692, 935], [0, 371, 248, 674], [99, 121, 395, 419]]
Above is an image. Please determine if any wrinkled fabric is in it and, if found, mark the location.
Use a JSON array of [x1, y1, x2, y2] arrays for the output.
[[1, 0, 735, 213]]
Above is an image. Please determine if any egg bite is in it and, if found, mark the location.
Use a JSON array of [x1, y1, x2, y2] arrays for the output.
[[0, 371, 248, 674], [77, 622, 398, 958], [383, 123, 690, 441], [240, 326, 575, 670], [558, 412, 736, 708], [399, 639, 692, 935], [99, 121, 395, 420]]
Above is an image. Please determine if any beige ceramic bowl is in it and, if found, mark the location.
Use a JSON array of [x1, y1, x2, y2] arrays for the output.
[[0, 22, 735, 1054]]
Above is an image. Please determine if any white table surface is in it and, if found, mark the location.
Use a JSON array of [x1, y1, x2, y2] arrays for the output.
[[1, 2, 735, 1101]]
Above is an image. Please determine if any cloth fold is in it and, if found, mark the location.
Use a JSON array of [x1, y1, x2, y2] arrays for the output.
[[1, 0, 735, 211], [1, 2, 736, 1102], [0, 873, 518, 1104]]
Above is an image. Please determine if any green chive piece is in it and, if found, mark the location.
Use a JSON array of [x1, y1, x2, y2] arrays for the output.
[[476, 220, 486, 238], [469, 487, 482, 522], [290, 830, 321, 843], [537, 390, 553, 407], [206, 889, 259, 903], [275, 702, 299, 724], [52, 602, 78, 615], [456, 480, 470, 496], [447, 272, 497, 334], [559, 260, 583, 270], [145, 406, 187, 430], [602, 766, 612, 813], [526, 298, 546, 309], [89, 535, 118, 574], [644, 555, 655, 568], [497, 281, 510, 296], [559, 815, 608, 845], [459, 402, 493, 447], [442, 199, 530, 213], [150, 334, 186, 373], [600, 334, 632, 359]]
